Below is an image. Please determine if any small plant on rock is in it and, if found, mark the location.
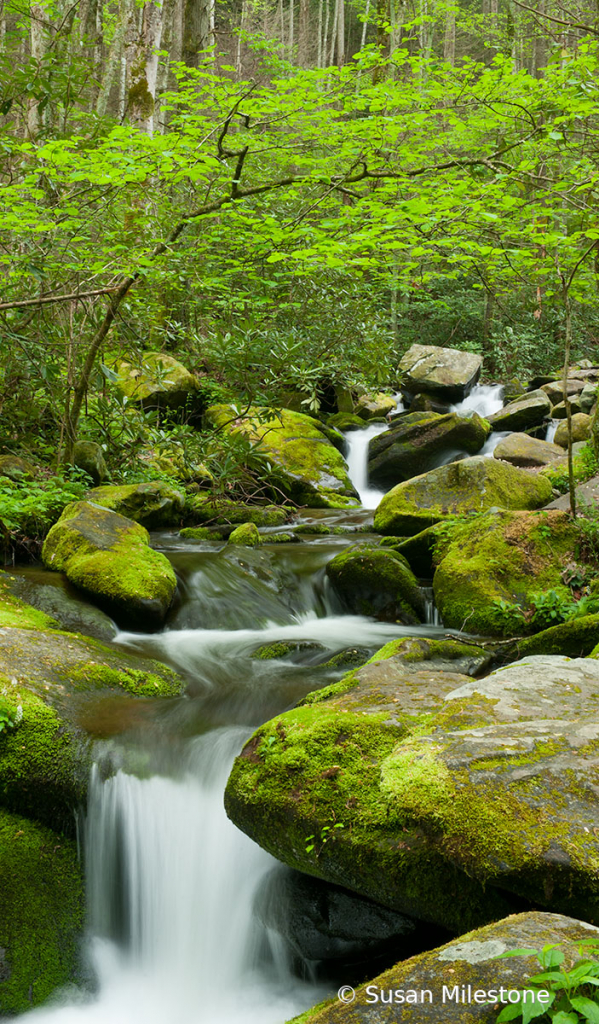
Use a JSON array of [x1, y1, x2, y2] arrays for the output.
[[495, 939, 599, 1022]]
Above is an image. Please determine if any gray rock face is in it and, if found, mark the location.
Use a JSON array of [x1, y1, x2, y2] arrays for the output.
[[489, 389, 551, 432], [579, 381, 598, 414], [493, 432, 564, 467], [541, 379, 586, 404], [289, 913, 599, 1024], [368, 412, 489, 488], [73, 440, 107, 486], [399, 345, 482, 403], [4, 569, 117, 642], [554, 413, 592, 447]]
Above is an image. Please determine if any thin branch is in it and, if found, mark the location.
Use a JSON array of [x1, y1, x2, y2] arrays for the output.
[[0, 286, 119, 311], [511, 0, 598, 36]]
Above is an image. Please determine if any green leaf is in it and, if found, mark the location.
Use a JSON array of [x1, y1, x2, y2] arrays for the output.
[[552, 1014, 579, 1024], [496, 1003, 524, 1022], [570, 996, 599, 1022]]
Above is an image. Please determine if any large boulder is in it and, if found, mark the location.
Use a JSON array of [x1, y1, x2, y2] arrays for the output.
[[42, 501, 177, 631], [226, 646, 599, 932], [399, 345, 482, 403], [554, 413, 592, 448], [354, 393, 397, 421], [325, 544, 425, 623], [0, 809, 84, 1015], [541, 378, 586, 404], [112, 352, 199, 410], [289, 913, 599, 1024], [185, 496, 289, 528], [205, 406, 359, 508], [368, 412, 489, 488], [72, 440, 107, 486], [87, 481, 185, 529], [488, 389, 551, 432], [579, 381, 598, 414], [1, 568, 117, 642], [373, 456, 553, 536], [0, 455, 38, 482], [432, 509, 578, 636], [493, 432, 564, 468]]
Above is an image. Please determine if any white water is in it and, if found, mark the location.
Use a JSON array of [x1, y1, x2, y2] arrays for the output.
[[23, 730, 324, 1024], [450, 383, 504, 418], [546, 420, 558, 443], [344, 423, 389, 508]]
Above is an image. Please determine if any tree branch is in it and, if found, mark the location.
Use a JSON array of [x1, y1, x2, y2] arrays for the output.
[[0, 286, 119, 311]]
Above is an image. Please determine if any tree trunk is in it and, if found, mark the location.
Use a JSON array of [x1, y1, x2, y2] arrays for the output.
[[183, 0, 214, 67], [336, 0, 344, 65], [289, 0, 294, 56], [560, 278, 576, 518], [299, 0, 309, 64], [389, 0, 402, 57], [443, 3, 455, 65], [27, 4, 49, 136], [96, 0, 129, 117], [360, 0, 370, 49]]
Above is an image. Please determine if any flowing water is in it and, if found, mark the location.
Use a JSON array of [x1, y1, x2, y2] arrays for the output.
[[20, 529, 452, 1023]]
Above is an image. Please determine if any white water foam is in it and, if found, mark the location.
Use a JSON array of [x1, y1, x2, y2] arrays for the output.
[[344, 423, 388, 508], [451, 383, 504, 419], [546, 420, 558, 443], [22, 730, 324, 1024]]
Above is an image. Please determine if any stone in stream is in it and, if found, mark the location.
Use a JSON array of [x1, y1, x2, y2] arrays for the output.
[[492, 432, 564, 468], [42, 501, 177, 631], [225, 645, 599, 933], [488, 388, 551, 432], [354, 393, 398, 421], [287, 913, 599, 1024], [552, 396, 582, 418], [579, 381, 598, 414], [432, 509, 578, 636], [554, 412, 592, 447], [373, 456, 552, 536], [184, 496, 289, 528], [367, 412, 490, 489], [228, 522, 262, 546], [398, 344, 482, 403], [1, 568, 117, 642], [205, 405, 359, 508], [0, 809, 84, 1016], [541, 378, 586, 404], [87, 480, 185, 529], [325, 544, 425, 624]]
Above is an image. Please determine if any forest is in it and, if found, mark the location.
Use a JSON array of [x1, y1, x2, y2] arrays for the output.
[[3, 1, 599, 1023]]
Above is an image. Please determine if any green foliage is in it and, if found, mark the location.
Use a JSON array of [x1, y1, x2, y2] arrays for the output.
[[495, 940, 599, 1022], [492, 589, 599, 634], [305, 822, 345, 855], [0, 472, 89, 544], [543, 444, 599, 496], [0, 696, 22, 733]]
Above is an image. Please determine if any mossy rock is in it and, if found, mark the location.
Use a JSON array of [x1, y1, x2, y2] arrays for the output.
[[493, 432, 564, 468], [286, 913, 599, 1024], [42, 501, 177, 631], [251, 640, 327, 661], [88, 481, 185, 529], [552, 396, 582, 418], [72, 441, 107, 486], [205, 405, 359, 508], [226, 649, 599, 931], [0, 571, 60, 631], [179, 526, 223, 541], [489, 389, 551, 432], [374, 457, 553, 536], [327, 413, 365, 431], [554, 413, 592, 448], [391, 528, 437, 578], [263, 532, 300, 544], [0, 455, 39, 482], [185, 495, 289, 528], [325, 544, 425, 624], [0, 809, 84, 1015], [399, 344, 482, 403], [228, 522, 262, 546], [432, 509, 577, 637], [541, 379, 586, 404], [112, 351, 199, 410], [354, 393, 397, 421], [368, 412, 489, 489]]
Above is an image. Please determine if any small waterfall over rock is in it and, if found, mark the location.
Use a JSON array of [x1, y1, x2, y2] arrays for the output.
[[450, 383, 504, 419], [546, 420, 559, 443], [344, 423, 388, 508]]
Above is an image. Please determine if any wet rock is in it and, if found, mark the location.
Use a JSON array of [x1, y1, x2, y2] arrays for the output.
[[399, 345, 482, 403], [554, 413, 592, 447], [228, 522, 261, 546], [552, 396, 582, 418], [88, 481, 185, 529], [327, 413, 366, 432], [354, 393, 397, 421], [488, 389, 551, 432], [251, 640, 327, 661], [72, 441, 107, 486], [432, 509, 578, 636], [1, 568, 117, 642], [205, 406, 359, 508], [368, 412, 489, 489], [185, 497, 289, 528], [325, 544, 425, 623], [579, 382, 598, 415], [42, 501, 177, 631], [374, 457, 552, 536], [289, 913, 599, 1024], [225, 646, 599, 930], [493, 433, 565, 468]]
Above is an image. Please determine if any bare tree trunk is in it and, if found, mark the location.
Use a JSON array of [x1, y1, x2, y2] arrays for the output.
[[279, 0, 285, 46], [336, 0, 344, 65], [289, 0, 294, 55], [323, 0, 330, 64], [237, 0, 246, 73], [80, 0, 103, 104], [154, 0, 176, 130], [183, 0, 214, 66], [360, 0, 370, 48], [329, 0, 338, 63], [298, 0, 309, 64], [443, 3, 455, 64], [97, 0, 129, 116], [27, 4, 49, 136], [317, 0, 323, 65], [389, 0, 402, 56]]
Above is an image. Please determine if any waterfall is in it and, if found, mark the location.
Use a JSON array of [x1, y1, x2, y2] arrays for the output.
[[344, 423, 388, 508], [23, 730, 324, 1024], [450, 383, 504, 419], [546, 420, 558, 443]]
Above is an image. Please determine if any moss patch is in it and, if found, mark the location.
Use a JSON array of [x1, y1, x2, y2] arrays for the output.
[[325, 544, 425, 623], [88, 481, 185, 529], [0, 572, 59, 630]]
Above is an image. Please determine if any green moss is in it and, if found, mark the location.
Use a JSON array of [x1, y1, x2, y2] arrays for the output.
[[0, 809, 84, 1015], [0, 674, 90, 833], [374, 456, 553, 536], [433, 509, 578, 637], [113, 352, 198, 404], [0, 573, 59, 630], [42, 501, 177, 630], [263, 532, 297, 543], [68, 662, 183, 698], [185, 495, 288, 527], [228, 522, 262, 546], [179, 526, 222, 541], [88, 481, 185, 529], [325, 544, 424, 623]]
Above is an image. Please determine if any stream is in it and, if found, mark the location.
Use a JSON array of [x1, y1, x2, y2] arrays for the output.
[[19, 385, 502, 1024]]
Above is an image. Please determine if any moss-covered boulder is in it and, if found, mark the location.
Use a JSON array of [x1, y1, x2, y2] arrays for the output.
[[493, 432, 564, 468], [374, 457, 553, 536], [368, 412, 489, 488], [113, 351, 199, 410], [179, 526, 223, 541], [185, 495, 289, 528], [327, 413, 365, 431], [399, 345, 482, 403], [495, 615, 599, 662], [205, 405, 359, 508], [325, 544, 425, 623], [0, 455, 38, 481], [488, 389, 551, 432], [0, 571, 59, 630], [554, 413, 592, 448], [42, 501, 177, 631], [432, 509, 577, 636], [226, 647, 599, 932], [72, 440, 107, 486], [541, 379, 586, 404], [1, 568, 117, 642], [88, 481, 185, 529], [0, 809, 84, 1016], [228, 522, 261, 546], [580, 382, 598, 414], [354, 393, 397, 421], [288, 913, 599, 1024]]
